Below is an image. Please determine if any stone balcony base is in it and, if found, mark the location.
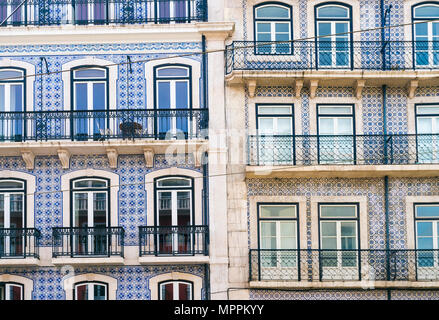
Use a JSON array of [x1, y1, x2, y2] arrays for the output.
[[246, 164, 439, 179], [0, 258, 40, 267]]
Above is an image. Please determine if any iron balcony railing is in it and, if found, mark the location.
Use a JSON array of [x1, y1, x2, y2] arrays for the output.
[[139, 225, 209, 256], [52, 226, 124, 258], [226, 41, 439, 74], [0, 109, 208, 142], [0, 0, 207, 26], [0, 228, 41, 259], [250, 249, 439, 282], [248, 134, 439, 166]]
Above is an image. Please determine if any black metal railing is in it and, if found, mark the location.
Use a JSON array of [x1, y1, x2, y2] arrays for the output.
[[0, 228, 40, 259], [248, 134, 439, 166], [52, 227, 124, 258], [0, 0, 207, 26], [226, 41, 439, 74], [250, 249, 439, 282], [139, 225, 209, 256], [0, 109, 208, 142]]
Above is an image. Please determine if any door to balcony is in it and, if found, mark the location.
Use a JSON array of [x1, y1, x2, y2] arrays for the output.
[[72, 179, 109, 256], [413, 4, 439, 68], [257, 105, 294, 165], [416, 105, 439, 163]]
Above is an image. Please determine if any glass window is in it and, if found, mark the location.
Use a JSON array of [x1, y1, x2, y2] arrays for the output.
[[72, 66, 108, 141], [413, 4, 439, 67], [258, 204, 298, 272], [319, 204, 359, 269], [159, 281, 193, 300], [155, 66, 191, 139], [416, 105, 439, 163], [254, 4, 292, 54], [318, 105, 354, 164], [156, 177, 193, 255], [0, 68, 25, 140], [74, 282, 108, 300], [0, 283, 23, 300], [415, 205, 439, 272], [71, 178, 109, 256], [315, 4, 351, 68]]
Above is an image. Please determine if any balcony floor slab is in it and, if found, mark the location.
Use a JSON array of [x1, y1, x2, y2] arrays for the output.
[[250, 280, 439, 289], [51, 257, 125, 266], [138, 256, 210, 265]]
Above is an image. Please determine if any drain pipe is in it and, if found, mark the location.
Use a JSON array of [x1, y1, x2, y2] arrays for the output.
[[383, 83, 391, 300]]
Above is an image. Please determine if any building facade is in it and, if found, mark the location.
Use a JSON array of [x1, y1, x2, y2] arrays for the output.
[[224, 0, 439, 300]]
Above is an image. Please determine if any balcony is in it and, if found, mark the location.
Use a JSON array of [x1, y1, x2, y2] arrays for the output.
[[249, 249, 439, 288], [0, 228, 40, 265], [138, 225, 209, 264], [0, 109, 209, 169], [246, 134, 439, 178], [0, 0, 207, 27], [225, 41, 439, 89], [52, 227, 124, 265]]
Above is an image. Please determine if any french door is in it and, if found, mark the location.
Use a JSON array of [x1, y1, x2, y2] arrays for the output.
[[158, 0, 188, 23], [75, 282, 107, 300], [159, 281, 192, 300], [417, 113, 439, 163], [0, 192, 24, 257], [414, 21, 439, 67]]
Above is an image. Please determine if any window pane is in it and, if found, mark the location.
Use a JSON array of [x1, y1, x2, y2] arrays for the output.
[[280, 221, 296, 237], [275, 23, 290, 33], [256, 6, 290, 19], [416, 205, 439, 218], [94, 284, 106, 300], [321, 237, 337, 249], [0, 85, 4, 112], [261, 222, 276, 238], [336, 22, 348, 34], [0, 181, 23, 189], [256, 22, 271, 33], [10, 285, 22, 301], [11, 84, 23, 112], [337, 118, 353, 135], [417, 221, 433, 237], [258, 106, 292, 115], [417, 118, 433, 134], [0, 194, 4, 228], [260, 205, 296, 218], [74, 68, 106, 79], [175, 81, 188, 109], [178, 283, 191, 300], [417, 106, 439, 115], [317, 6, 349, 18], [415, 5, 439, 18], [74, 179, 107, 188], [319, 118, 334, 135], [74, 193, 88, 228], [320, 205, 357, 218], [319, 106, 352, 115], [76, 284, 88, 300], [341, 222, 356, 237], [75, 83, 88, 111], [418, 237, 434, 249], [321, 222, 336, 237], [93, 83, 106, 111], [157, 178, 191, 187], [157, 68, 188, 78], [318, 22, 331, 36], [158, 82, 171, 109]]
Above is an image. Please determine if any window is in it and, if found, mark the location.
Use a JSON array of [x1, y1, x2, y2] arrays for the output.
[[319, 204, 359, 270], [74, 282, 108, 300], [256, 104, 294, 164], [0, 68, 25, 141], [155, 177, 193, 255], [317, 105, 355, 164], [159, 281, 193, 300], [258, 204, 299, 280], [71, 66, 108, 141], [416, 104, 439, 163], [413, 3, 439, 67], [155, 65, 191, 139], [71, 178, 109, 256], [315, 4, 352, 68], [254, 3, 292, 54], [74, 0, 109, 24], [0, 0, 24, 26], [157, 0, 189, 23], [414, 204, 439, 273], [0, 282, 23, 300], [0, 179, 25, 257]]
